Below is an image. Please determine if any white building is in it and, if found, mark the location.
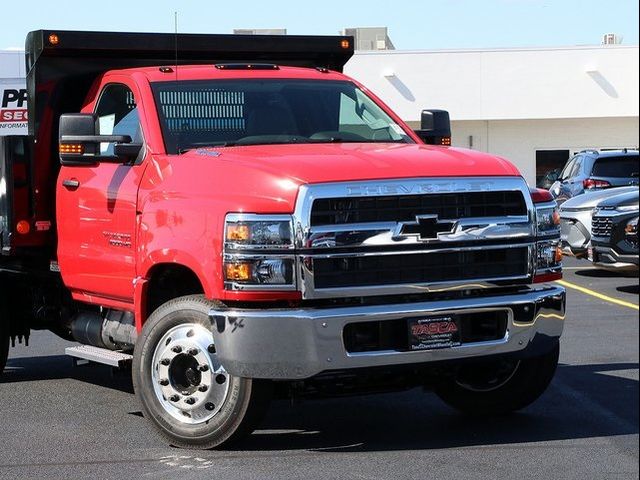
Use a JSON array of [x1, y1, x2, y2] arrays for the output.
[[345, 44, 639, 185], [3, 43, 638, 185], [0, 49, 27, 136]]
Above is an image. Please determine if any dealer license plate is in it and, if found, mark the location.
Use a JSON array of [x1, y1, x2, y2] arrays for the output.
[[408, 315, 461, 351]]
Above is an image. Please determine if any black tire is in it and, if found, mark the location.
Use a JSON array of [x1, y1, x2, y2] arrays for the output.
[[133, 295, 271, 449], [435, 343, 560, 416]]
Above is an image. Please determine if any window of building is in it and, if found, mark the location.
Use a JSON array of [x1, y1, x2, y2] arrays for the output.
[[535, 150, 570, 188]]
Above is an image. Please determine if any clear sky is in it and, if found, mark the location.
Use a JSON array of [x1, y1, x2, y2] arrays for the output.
[[2, 0, 638, 50]]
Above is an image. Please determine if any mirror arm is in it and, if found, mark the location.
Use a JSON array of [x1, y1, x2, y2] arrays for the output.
[[113, 142, 143, 161]]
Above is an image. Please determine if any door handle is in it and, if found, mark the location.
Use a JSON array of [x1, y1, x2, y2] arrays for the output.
[[62, 178, 80, 190]]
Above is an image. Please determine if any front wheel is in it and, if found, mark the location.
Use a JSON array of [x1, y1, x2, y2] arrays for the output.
[[435, 343, 560, 415], [133, 295, 271, 449]]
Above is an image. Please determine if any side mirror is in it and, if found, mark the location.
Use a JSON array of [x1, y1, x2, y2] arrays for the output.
[[59, 113, 141, 166], [414, 109, 451, 146]]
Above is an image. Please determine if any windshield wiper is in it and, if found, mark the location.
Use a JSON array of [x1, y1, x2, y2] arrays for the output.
[[309, 138, 404, 144], [178, 141, 236, 154]]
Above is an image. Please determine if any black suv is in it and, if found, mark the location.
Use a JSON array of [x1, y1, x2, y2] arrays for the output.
[[590, 188, 639, 272], [550, 149, 639, 204]]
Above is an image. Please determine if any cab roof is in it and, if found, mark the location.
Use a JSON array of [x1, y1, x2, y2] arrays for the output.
[[120, 64, 350, 83]]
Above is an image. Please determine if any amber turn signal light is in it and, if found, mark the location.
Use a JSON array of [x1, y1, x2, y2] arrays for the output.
[[224, 262, 252, 281], [555, 245, 563, 263], [59, 143, 84, 154], [226, 224, 250, 242]]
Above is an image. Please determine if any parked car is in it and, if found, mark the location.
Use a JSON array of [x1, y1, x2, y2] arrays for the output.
[[589, 188, 639, 272], [550, 149, 639, 204], [559, 186, 638, 257]]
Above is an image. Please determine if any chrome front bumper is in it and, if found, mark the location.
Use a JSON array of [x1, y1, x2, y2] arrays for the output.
[[209, 286, 566, 380]]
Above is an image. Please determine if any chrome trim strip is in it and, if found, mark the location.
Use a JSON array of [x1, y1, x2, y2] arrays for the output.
[[301, 242, 531, 259], [309, 216, 531, 233], [305, 217, 533, 249], [224, 253, 297, 261], [594, 211, 639, 219], [534, 201, 558, 210], [303, 275, 533, 299], [223, 282, 298, 292]]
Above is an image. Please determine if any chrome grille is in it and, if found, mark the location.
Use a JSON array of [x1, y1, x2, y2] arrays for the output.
[[592, 216, 613, 237], [294, 177, 536, 299]]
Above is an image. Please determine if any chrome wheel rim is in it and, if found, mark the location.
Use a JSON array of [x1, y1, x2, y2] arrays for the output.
[[151, 323, 230, 425]]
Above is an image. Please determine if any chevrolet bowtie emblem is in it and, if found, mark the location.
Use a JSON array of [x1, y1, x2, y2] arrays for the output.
[[394, 215, 458, 242]]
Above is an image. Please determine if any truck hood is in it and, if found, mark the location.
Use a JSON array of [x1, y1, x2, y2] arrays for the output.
[[178, 143, 521, 213]]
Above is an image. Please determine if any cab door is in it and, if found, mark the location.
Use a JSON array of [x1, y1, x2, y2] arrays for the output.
[[57, 80, 147, 303]]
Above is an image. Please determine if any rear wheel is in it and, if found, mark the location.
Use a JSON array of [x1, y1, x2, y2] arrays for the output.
[[133, 295, 271, 449], [435, 343, 560, 415]]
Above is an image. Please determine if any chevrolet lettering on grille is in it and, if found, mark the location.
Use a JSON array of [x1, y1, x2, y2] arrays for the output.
[[394, 214, 459, 242]]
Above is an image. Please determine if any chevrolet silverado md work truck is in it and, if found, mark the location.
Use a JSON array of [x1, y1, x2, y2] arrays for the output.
[[0, 30, 565, 448]]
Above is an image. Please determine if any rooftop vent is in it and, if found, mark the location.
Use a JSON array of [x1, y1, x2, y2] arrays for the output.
[[233, 29, 287, 35], [601, 33, 622, 45], [341, 27, 395, 51]]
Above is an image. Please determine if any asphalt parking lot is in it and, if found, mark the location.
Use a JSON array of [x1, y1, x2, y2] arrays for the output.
[[0, 257, 637, 480]]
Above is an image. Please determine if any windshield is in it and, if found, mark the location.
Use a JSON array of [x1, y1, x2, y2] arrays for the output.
[[151, 79, 413, 153]]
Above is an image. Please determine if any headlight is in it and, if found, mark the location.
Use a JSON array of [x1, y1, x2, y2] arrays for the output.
[[536, 204, 561, 236], [223, 214, 296, 290], [536, 239, 563, 269], [534, 202, 562, 282], [225, 214, 293, 249], [224, 257, 295, 286]]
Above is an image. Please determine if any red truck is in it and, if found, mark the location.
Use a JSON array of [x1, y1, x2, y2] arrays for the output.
[[0, 30, 565, 449]]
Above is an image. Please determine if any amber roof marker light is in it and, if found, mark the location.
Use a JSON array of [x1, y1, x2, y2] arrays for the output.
[[48, 33, 60, 45], [341, 39, 351, 49]]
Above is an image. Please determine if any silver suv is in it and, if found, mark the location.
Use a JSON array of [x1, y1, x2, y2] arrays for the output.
[[550, 149, 639, 205]]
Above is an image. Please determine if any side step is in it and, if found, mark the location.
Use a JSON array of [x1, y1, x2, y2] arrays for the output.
[[65, 345, 133, 368]]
